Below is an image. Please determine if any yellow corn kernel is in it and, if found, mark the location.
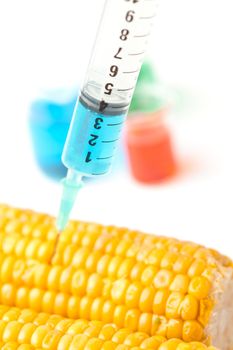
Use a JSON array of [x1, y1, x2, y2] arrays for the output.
[[1, 256, 15, 283], [190, 341, 209, 349], [138, 313, 153, 334], [102, 300, 115, 323], [139, 286, 155, 313], [90, 297, 104, 321], [113, 305, 128, 328], [146, 248, 166, 266], [1, 284, 16, 306], [166, 292, 184, 319], [41, 291, 56, 314], [67, 319, 89, 335], [2, 320, 23, 342], [111, 280, 130, 305], [0, 305, 10, 318], [33, 313, 50, 326], [112, 328, 132, 343], [57, 334, 73, 350], [42, 329, 63, 349], [188, 277, 211, 300], [140, 335, 166, 349], [141, 266, 158, 286], [182, 320, 204, 342], [85, 251, 102, 273], [169, 275, 190, 294], [72, 247, 90, 269], [115, 240, 132, 257], [47, 266, 63, 291], [98, 324, 118, 341], [84, 337, 104, 350], [18, 323, 37, 344], [97, 255, 112, 276], [86, 273, 103, 298], [125, 282, 143, 308], [79, 296, 92, 320], [124, 332, 148, 346], [1, 342, 19, 350], [62, 244, 78, 266], [101, 340, 118, 350], [158, 338, 183, 350], [155, 316, 168, 337], [198, 299, 214, 327], [17, 345, 35, 350], [154, 270, 174, 289], [173, 255, 193, 274], [2, 308, 21, 322], [179, 295, 199, 320], [55, 319, 74, 333], [124, 309, 140, 331], [71, 269, 88, 296], [67, 295, 80, 319], [31, 325, 50, 347], [161, 252, 179, 270], [130, 262, 145, 281], [83, 321, 103, 338], [188, 260, 206, 278], [166, 319, 183, 339], [153, 290, 170, 315], [59, 267, 74, 294], [29, 288, 44, 312], [69, 334, 89, 350], [117, 258, 135, 279], [105, 238, 121, 255], [106, 257, 122, 278], [18, 309, 37, 324]]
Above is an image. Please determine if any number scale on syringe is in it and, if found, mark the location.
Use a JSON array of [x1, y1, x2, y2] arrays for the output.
[[62, 0, 158, 176]]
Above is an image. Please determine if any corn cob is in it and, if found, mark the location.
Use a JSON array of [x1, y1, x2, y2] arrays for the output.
[[0, 305, 218, 350], [0, 204, 232, 349]]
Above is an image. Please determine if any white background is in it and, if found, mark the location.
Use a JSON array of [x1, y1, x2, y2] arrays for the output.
[[0, 0, 232, 257]]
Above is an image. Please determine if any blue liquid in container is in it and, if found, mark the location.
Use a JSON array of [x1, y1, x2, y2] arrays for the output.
[[29, 97, 76, 179], [62, 94, 126, 176]]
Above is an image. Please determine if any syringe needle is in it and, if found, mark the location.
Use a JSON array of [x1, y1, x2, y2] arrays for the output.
[[57, 170, 83, 230], [52, 170, 83, 260]]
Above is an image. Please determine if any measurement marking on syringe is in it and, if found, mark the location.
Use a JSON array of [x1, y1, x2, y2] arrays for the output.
[[123, 69, 140, 74], [97, 156, 113, 160], [117, 87, 134, 92], [128, 51, 145, 56], [92, 172, 107, 176], [107, 122, 124, 126], [102, 139, 119, 143], [139, 14, 156, 19], [134, 33, 150, 38]]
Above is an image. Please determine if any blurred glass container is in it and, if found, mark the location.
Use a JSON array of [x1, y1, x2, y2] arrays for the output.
[[28, 89, 77, 180], [125, 61, 177, 183], [125, 111, 177, 183], [129, 61, 168, 115]]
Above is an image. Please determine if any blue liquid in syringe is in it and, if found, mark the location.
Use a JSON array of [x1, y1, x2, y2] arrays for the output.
[[62, 92, 127, 177]]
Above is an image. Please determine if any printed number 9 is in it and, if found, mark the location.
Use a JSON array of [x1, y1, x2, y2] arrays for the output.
[[126, 10, 135, 22], [109, 65, 119, 77]]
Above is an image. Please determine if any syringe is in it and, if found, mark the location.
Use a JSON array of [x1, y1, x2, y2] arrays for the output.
[[56, 0, 158, 231]]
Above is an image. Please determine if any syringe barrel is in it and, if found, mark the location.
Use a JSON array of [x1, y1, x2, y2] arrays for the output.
[[62, 0, 158, 177], [82, 0, 158, 112]]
